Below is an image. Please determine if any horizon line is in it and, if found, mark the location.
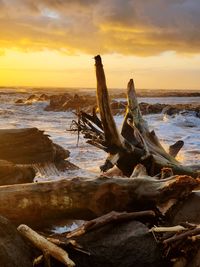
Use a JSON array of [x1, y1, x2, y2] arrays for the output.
[[0, 85, 200, 91]]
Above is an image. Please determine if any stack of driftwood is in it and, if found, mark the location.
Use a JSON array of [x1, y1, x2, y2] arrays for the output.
[[1, 55, 200, 267]]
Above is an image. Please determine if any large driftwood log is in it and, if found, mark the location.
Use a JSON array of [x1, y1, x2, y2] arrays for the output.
[[0, 175, 199, 226], [0, 127, 73, 175], [74, 55, 199, 177], [0, 160, 35, 185], [0, 127, 69, 165]]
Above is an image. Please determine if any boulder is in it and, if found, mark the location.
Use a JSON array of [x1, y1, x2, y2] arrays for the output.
[[168, 192, 200, 225], [68, 220, 166, 267], [0, 216, 34, 267], [45, 93, 96, 112]]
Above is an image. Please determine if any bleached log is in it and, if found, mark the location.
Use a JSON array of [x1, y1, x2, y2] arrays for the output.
[[18, 224, 75, 267], [150, 225, 187, 233]]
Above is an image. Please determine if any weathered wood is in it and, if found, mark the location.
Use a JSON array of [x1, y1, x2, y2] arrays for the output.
[[67, 210, 155, 238], [169, 140, 184, 158], [0, 160, 35, 185], [150, 225, 187, 233], [163, 227, 200, 245], [0, 128, 69, 165], [0, 128, 54, 164], [120, 77, 197, 177], [94, 55, 122, 151], [0, 175, 199, 226], [75, 55, 199, 178], [18, 224, 75, 267]]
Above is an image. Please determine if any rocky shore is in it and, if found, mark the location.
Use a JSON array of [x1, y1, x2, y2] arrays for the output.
[[15, 92, 200, 118]]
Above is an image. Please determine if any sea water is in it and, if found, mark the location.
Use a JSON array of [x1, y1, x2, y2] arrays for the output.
[[0, 89, 200, 180]]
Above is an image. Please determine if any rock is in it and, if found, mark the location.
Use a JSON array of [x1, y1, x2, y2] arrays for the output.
[[140, 103, 166, 115], [195, 107, 200, 118], [15, 94, 49, 105], [24, 94, 40, 105], [38, 93, 49, 101], [0, 216, 34, 267], [68, 220, 165, 267], [111, 100, 126, 115], [15, 99, 24, 104], [168, 192, 200, 225], [188, 249, 200, 267], [162, 104, 200, 117], [45, 93, 96, 112], [162, 106, 179, 116], [45, 94, 71, 111], [27, 94, 38, 101]]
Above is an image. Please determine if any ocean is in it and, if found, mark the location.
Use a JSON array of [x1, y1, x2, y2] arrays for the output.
[[0, 89, 200, 181]]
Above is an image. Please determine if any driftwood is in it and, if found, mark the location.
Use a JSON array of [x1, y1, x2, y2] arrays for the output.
[[0, 174, 199, 226], [0, 127, 69, 165], [163, 227, 200, 245], [73, 55, 199, 178], [0, 160, 35, 185], [17, 224, 75, 267], [149, 222, 200, 267], [0, 127, 73, 176], [0, 128, 54, 164], [67, 210, 155, 238]]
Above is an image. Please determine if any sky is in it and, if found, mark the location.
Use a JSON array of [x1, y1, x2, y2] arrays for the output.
[[0, 0, 200, 89]]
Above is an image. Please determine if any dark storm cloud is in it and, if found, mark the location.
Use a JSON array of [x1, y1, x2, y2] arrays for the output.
[[1, 0, 200, 55]]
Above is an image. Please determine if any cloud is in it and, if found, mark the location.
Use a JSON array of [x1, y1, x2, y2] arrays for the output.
[[0, 0, 200, 56]]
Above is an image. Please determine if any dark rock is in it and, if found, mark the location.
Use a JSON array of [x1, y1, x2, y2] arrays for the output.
[[15, 94, 49, 105], [15, 99, 24, 104], [45, 94, 71, 111], [195, 107, 200, 118], [39, 93, 49, 101], [0, 216, 34, 267], [110, 100, 126, 115], [140, 103, 166, 115], [167, 192, 200, 225], [188, 249, 200, 267], [162, 106, 179, 116], [68, 220, 165, 267], [27, 94, 38, 101], [45, 93, 96, 112]]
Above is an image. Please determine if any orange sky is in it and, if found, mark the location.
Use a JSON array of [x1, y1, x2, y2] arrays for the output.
[[0, 0, 200, 89]]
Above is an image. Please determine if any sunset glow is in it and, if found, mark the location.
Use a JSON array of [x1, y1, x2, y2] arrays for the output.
[[0, 0, 200, 89]]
